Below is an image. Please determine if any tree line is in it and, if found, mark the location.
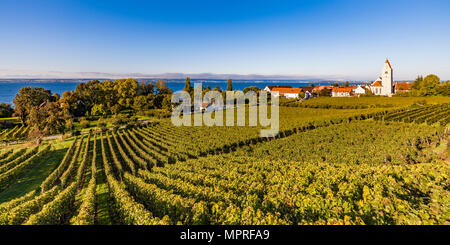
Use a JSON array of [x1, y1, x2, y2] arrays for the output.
[[11, 78, 173, 135], [409, 74, 449, 96]]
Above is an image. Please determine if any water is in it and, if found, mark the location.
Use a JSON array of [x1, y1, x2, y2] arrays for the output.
[[0, 82, 81, 105], [0, 80, 352, 104]]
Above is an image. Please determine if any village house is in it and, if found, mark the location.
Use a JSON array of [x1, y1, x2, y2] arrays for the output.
[[263, 85, 292, 92], [395, 82, 413, 94], [299, 86, 314, 99], [270, 87, 303, 99], [312, 86, 333, 95], [331, 87, 353, 97], [270, 87, 315, 99], [353, 85, 367, 96]]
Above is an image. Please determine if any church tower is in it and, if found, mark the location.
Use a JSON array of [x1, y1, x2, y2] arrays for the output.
[[381, 59, 394, 96]]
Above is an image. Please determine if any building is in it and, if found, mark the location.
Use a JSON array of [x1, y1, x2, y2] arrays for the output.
[[330, 85, 367, 97], [353, 85, 367, 96], [298, 86, 314, 93], [369, 59, 394, 96], [312, 86, 333, 96], [270, 87, 303, 99], [331, 87, 353, 97], [395, 82, 413, 94], [312, 86, 332, 93], [264, 85, 292, 92]]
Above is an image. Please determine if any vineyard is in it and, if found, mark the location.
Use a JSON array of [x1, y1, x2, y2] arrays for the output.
[[376, 103, 450, 126], [0, 105, 448, 225], [0, 125, 31, 143], [280, 96, 450, 109]]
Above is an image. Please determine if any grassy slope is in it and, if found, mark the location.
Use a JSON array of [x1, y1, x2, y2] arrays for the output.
[[0, 140, 73, 203]]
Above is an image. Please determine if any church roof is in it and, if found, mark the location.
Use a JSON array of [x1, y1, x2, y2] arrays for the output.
[[385, 59, 392, 70], [371, 81, 382, 87]]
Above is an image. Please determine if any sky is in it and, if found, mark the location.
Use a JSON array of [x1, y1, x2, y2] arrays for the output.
[[0, 0, 449, 80]]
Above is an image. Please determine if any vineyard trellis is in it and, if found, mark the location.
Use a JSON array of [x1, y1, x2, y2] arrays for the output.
[[0, 104, 448, 225]]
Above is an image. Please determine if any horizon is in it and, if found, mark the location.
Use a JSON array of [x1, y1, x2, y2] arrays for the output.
[[1, 0, 450, 80]]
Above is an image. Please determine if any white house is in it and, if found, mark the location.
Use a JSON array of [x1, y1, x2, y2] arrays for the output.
[[264, 85, 292, 92], [271, 87, 303, 99], [331, 87, 353, 97], [353, 85, 366, 96]]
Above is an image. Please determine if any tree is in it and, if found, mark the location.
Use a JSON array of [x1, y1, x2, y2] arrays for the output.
[[91, 104, 107, 116], [60, 91, 80, 118], [100, 80, 119, 114], [27, 101, 66, 135], [0, 103, 14, 118], [12, 78, 175, 134], [13, 87, 54, 124], [421, 74, 440, 95], [114, 78, 139, 109], [345, 81, 350, 87], [156, 80, 168, 90], [139, 82, 155, 96], [183, 77, 192, 92], [319, 88, 331, 97], [156, 80, 171, 94], [412, 75, 424, 91], [73, 80, 103, 116], [298, 91, 306, 99], [243, 86, 260, 94], [132, 95, 155, 112], [411, 74, 440, 96], [227, 79, 233, 91], [437, 82, 450, 96]]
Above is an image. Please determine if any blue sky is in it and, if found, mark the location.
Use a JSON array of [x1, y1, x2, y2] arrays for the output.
[[1, 0, 449, 80]]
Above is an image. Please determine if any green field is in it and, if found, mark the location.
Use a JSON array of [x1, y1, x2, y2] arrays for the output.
[[0, 97, 449, 225]]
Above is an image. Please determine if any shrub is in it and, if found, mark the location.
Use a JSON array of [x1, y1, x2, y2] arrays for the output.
[[80, 119, 90, 129], [98, 118, 107, 128]]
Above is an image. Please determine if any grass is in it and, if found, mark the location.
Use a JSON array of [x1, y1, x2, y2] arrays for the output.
[[73, 119, 115, 133], [0, 139, 73, 203], [94, 136, 114, 225], [0, 148, 67, 203]]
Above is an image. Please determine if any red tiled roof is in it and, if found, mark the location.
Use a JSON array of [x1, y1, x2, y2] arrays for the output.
[[396, 82, 413, 91], [332, 87, 353, 93], [299, 87, 314, 93], [271, 87, 303, 94], [371, 81, 382, 87], [312, 86, 332, 91], [266, 85, 292, 90]]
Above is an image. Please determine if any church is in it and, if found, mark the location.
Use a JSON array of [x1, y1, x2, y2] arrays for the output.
[[369, 59, 394, 96]]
